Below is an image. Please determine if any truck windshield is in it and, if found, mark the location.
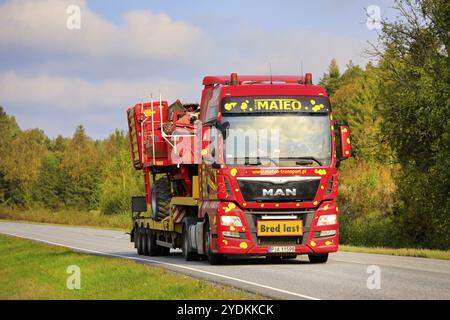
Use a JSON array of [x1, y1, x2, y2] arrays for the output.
[[223, 114, 332, 167]]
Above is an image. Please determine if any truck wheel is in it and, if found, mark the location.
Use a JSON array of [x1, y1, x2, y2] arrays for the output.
[[182, 227, 197, 261], [133, 226, 138, 248], [159, 247, 170, 256], [308, 253, 329, 263], [142, 228, 150, 256], [146, 228, 159, 256], [137, 227, 144, 255], [151, 176, 171, 220], [204, 221, 226, 265]]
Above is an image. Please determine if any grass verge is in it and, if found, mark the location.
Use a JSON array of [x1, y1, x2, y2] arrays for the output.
[[0, 234, 260, 300], [0, 207, 129, 230], [340, 244, 450, 260]]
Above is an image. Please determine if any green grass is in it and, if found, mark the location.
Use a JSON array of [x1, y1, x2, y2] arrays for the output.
[[0, 207, 130, 230], [340, 245, 450, 260], [0, 234, 261, 300]]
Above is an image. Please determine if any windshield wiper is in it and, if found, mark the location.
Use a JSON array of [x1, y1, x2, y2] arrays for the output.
[[230, 157, 278, 166], [279, 157, 323, 166]]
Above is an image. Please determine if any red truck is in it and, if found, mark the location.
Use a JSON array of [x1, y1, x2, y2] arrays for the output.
[[127, 73, 352, 264]]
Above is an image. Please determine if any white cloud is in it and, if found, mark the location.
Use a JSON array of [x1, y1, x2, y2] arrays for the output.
[[0, 0, 373, 138], [0, 0, 202, 60], [218, 28, 368, 79], [123, 10, 202, 60], [0, 71, 199, 111]]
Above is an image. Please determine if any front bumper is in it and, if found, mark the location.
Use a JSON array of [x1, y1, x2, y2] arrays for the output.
[[214, 200, 339, 256], [216, 236, 338, 255]]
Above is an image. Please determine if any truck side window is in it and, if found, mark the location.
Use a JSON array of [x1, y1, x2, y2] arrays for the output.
[[205, 88, 220, 122]]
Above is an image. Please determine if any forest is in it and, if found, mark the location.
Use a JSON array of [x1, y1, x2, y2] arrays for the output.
[[0, 0, 448, 249]]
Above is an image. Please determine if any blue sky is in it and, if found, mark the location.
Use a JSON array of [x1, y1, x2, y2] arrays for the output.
[[0, 0, 396, 139]]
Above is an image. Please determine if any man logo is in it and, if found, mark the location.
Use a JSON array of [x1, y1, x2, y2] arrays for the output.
[[262, 189, 296, 197]]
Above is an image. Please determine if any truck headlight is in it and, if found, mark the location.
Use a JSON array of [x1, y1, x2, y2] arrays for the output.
[[317, 214, 337, 226], [320, 230, 336, 237], [222, 231, 241, 238], [221, 216, 243, 227]]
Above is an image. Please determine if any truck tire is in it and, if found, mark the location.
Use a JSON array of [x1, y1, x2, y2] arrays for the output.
[[308, 253, 329, 263], [133, 226, 138, 248], [137, 227, 144, 255], [146, 228, 159, 256], [182, 226, 197, 261], [159, 246, 170, 256], [204, 221, 227, 265], [142, 228, 149, 256], [151, 176, 171, 220]]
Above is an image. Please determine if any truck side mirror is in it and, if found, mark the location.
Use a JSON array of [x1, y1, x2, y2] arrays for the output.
[[215, 121, 230, 140], [339, 126, 352, 159]]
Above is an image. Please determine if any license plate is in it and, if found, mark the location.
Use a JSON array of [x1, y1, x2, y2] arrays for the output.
[[257, 220, 303, 237], [268, 246, 296, 253]]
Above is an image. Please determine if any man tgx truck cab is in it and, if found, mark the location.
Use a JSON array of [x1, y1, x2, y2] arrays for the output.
[[127, 73, 352, 265]]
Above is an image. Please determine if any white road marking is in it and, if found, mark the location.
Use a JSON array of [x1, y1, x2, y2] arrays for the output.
[[0, 230, 320, 300]]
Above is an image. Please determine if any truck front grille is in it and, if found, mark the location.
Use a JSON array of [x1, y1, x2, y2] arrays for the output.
[[244, 209, 315, 246], [258, 236, 300, 246], [237, 177, 321, 202]]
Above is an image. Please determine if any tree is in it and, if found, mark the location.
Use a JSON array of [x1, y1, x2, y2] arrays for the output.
[[375, 0, 450, 248], [98, 130, 143, 214], [0, 106, 20, 204], [33, 151, 63, 208], [2, 129, 47, 205], [331, 64, 391, 161], [320, 58, 342, 95], [60, 125, 99, 209]]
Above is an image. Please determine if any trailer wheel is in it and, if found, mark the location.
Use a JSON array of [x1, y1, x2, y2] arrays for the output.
[[159, 246, 170, 256], [142, 228, 149, 256], [133, 226, 138, 248], [137, 227, 144, 255], [151, 176, 171, 220], [146, 229, 159, 256], [308, 253, 329, 263], [204, 221, 226, 265], [182, 226, 197, 261]]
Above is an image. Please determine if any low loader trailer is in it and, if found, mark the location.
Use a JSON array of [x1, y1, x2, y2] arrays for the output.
[[127, 73, 352, 264]]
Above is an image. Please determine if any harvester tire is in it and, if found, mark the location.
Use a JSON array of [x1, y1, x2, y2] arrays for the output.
[[151, 176, 171, 220]]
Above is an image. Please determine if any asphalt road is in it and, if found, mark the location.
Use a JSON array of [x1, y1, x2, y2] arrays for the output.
[[0, 221, 449, 300]]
